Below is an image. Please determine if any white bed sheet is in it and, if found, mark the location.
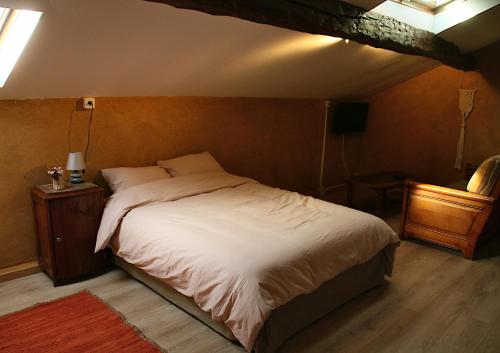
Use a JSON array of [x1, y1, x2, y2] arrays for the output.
[[97, 172, 399, 351]]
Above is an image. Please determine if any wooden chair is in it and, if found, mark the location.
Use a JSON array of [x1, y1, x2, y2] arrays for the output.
[[400, 156, 500, 259]]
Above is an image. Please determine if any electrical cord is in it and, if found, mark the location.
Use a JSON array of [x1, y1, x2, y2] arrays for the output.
[[67, 103, 94, 162], [84, 106, 94, 162], [67, 109, 77, 153], [319, 101, 329, 192]]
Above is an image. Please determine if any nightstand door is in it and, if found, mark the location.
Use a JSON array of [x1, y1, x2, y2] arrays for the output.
[[49, 192, 105, 282]]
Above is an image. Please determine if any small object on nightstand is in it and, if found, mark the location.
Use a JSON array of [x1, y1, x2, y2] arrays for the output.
[[66, 152, 86, 184], [31, 182, 110, 286], [48, 166, 65, 190]]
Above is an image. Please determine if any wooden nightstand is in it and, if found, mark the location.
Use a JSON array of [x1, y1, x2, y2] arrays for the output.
[[31, 183, 110, 286]]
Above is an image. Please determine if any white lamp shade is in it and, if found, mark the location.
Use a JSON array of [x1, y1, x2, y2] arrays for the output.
[[66, 152, 85, 170]]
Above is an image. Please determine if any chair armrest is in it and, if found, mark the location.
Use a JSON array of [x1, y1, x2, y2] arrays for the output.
[[405, 180, 495, 205]]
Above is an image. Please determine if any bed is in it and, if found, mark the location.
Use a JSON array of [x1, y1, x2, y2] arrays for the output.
[[96, 158, 399, 353]]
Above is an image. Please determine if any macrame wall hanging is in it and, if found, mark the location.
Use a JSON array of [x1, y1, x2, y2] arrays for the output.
[[454, 72, 478, 170]]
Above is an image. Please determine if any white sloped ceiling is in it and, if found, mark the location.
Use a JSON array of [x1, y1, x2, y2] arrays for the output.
[[0, 0, 445, 99]]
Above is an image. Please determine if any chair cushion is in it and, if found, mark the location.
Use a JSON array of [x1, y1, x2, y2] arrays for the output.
[[467, 155, 500, 195]]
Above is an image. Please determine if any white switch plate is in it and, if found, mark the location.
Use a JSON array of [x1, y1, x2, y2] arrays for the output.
[[83, 97, 95, 109]]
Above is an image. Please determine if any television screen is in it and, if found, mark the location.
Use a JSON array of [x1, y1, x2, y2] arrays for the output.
[[331, 102, 369, 134]]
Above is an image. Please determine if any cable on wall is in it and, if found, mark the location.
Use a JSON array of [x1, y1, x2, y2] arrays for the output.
[[318, 100, 330, 195], [84, 106, 94, 162], [67, 109, 77, 153], [67, 104, 94, 161]]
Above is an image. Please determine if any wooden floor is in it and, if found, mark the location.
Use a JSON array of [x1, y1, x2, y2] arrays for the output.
[[1, 199, 500, 353]]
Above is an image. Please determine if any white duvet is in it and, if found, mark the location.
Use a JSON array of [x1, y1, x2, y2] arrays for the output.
[[96, 172, 399, 351]]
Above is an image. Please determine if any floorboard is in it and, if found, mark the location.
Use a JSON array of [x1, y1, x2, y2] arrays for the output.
[[1, 194, 499, 353]]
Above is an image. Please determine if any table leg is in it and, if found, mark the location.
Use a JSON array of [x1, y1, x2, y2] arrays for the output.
[[347, 184, 354, 206], [376, 190, 386, 216]]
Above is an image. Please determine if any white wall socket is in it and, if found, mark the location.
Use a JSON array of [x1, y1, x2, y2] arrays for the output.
[[83, 97, 95, 109]]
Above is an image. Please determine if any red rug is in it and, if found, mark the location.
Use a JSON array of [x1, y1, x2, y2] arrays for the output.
[[0, 291, 164, 353]]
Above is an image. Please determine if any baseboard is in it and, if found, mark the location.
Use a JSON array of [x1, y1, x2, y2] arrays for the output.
[[0, 260, 41, 283]]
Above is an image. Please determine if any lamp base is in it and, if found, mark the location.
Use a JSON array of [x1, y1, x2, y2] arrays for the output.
[[68, 170, 84, 184]]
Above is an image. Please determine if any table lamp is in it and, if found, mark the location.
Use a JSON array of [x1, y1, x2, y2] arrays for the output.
[[66, 152, 85, 184]]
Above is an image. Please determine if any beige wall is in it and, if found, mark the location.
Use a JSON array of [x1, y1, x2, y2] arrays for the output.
[[2, 41, 499, 271], [0, 97, 324, 269], [340, 41, 500, 185]]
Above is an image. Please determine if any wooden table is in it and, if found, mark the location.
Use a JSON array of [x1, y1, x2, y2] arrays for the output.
[[346, 172, 411, 216]]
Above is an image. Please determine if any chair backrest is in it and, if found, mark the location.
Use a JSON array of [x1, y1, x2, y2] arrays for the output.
[[467, 155, 500, 197]]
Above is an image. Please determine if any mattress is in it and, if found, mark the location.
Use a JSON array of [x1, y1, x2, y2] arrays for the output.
[[97, 171, 399, 350]]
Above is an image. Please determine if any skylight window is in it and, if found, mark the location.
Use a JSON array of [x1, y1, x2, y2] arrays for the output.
[[372, 0, 496, 34], [0, 7, 42, 87], [392, 0, 456, 13]]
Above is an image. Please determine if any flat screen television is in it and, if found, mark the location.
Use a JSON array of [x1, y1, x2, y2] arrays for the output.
[[331, 102, 369, 134]]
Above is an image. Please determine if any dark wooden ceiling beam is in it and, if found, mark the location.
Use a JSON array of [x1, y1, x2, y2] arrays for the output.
[[145, 0, 474, 70]]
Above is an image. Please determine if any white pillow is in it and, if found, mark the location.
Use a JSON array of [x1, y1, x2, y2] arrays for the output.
[[102, 166, 170, 193], [157, 152, 224, 177]]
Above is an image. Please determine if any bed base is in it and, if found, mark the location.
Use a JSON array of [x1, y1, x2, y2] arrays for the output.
[[114, 251, 387, 353], [254, 251, 386, 353], [113, 256, 236, 339]]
